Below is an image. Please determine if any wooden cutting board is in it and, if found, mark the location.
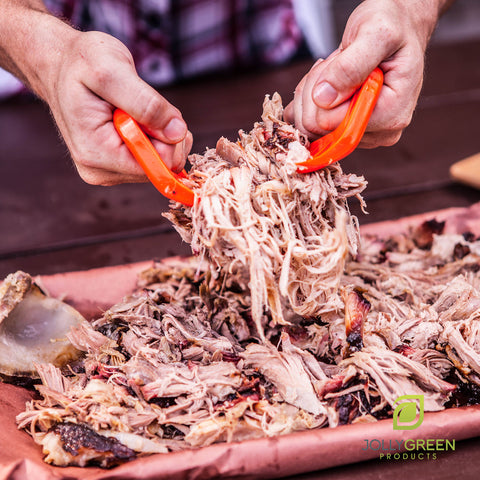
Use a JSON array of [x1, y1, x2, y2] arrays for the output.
[[450, 152, 480, 189]]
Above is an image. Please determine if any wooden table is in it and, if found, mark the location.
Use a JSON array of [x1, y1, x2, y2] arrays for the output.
[[0, 38, 479, 479]]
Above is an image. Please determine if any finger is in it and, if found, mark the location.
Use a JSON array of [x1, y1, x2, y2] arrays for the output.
[[357, 63, 421, 135], [300, 55, 341, 134], [301, 59, 329, 135], [289, 56, 349, 138], [284, 101, 294, 125], [75, 162, 149, 186], [151, 130, 193, 173], [311, 26, 398, 110], [65, 111, 150, 180], [313, 101, 350, 135], [358, 129, 403, 148], [64, 80, 192, 177], [289, 74, 310, 137], [286, 72, 350, 139]]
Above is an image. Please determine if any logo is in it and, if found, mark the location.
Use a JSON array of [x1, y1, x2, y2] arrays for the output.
[[392, 394, 424, 430], [362, 393, 455, 461]]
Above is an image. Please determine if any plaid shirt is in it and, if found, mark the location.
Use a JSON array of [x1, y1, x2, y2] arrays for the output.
[[44, 0, 305, 86]]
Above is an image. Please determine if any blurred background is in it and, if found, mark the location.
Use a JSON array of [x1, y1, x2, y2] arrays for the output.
[[0, 0, 479, 277]]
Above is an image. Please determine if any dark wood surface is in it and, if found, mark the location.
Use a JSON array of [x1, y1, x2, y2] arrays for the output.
[[0, 38, 480, 479]]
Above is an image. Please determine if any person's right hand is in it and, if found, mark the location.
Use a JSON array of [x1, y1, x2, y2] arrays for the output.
[[37, 28, 192, 186], [284, 0, 451, 150]]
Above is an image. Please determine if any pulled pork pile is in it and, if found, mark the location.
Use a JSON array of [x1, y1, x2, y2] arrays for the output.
[[12, 95, 480, 467], [16, 222, 480, 466], [165, 93, 367, 335]]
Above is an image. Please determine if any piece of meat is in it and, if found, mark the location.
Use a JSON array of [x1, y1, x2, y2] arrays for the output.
[[241, 340, 327, 416], [412, 219, 445, 249], [45, 422, 135, 467], [342, 287, 371, 354], [441, 321, 480, 378], [185, 399, 324, 447], [343, 346, 456, 411], [140, 362, 243, 403]]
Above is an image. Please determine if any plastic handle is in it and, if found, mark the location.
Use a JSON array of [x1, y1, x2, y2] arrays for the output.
[[297, 67, 384, 173], [113, 109, 195, 207]]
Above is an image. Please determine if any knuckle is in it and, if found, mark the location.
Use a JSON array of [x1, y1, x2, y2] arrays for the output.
[[137, 94, 177, 128], [371, 131, 402, 148], [292, 117, 310, 139], [82, 30, 107, 44], [334, 56, 363, 88], [90, 66, 113, 90], [171, 159, 184, 173], [381, 131, 403, 147], [72, 153, 105, 185], [283, 102, 294, 123], [369, 15, 401, 46], [360, 130, 403, 148], [314, 114, 337, 133], [184, 130, 193, 152], [73, 31, 134, 87], [76, 166, 102, 186], [302, 115, 320, 135], [314, 107, 344, 134], [389, 112, 412, 132], [171, 145, 185, 169], [293, 78, 306, 99], [83, 30, 129, 55]]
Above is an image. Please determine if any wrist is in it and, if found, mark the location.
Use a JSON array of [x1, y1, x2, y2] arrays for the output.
[[400, 0, 452, 48]]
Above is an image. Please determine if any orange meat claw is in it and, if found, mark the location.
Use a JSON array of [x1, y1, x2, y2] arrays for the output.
[[296, 67, 384, 173], [113, 109, 195, 207]]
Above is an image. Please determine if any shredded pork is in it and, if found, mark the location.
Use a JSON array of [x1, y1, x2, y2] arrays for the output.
[[165, 93, 367, 336]]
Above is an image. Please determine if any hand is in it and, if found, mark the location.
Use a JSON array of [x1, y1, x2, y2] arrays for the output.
[[285, 0, 446, 148], [40, 28, 192, 185]]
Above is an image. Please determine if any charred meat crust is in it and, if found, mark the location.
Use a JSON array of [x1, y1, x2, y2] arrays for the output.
[[53, 423, 136, 465]]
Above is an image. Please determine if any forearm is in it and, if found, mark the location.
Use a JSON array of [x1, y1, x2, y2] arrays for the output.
[[0, 1, 77, 100]]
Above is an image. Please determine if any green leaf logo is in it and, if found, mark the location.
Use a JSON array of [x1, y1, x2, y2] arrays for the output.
[[397, 402, 416, 423], [393, 395, 424, 430]]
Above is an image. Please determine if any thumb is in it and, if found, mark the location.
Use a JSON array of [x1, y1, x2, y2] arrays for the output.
[[312, 41, 388, 109], [112, 77, 188, 145]]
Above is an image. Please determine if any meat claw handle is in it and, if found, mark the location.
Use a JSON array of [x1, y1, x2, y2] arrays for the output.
[[113, 109, 195, 207], [296, 67, 384, 173]]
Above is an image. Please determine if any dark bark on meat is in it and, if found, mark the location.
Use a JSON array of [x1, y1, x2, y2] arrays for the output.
[[53, 423, 135, 466], [343, 288, 370, 355], [412, 219, 445, 249], [453, 243, 470, 260]]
